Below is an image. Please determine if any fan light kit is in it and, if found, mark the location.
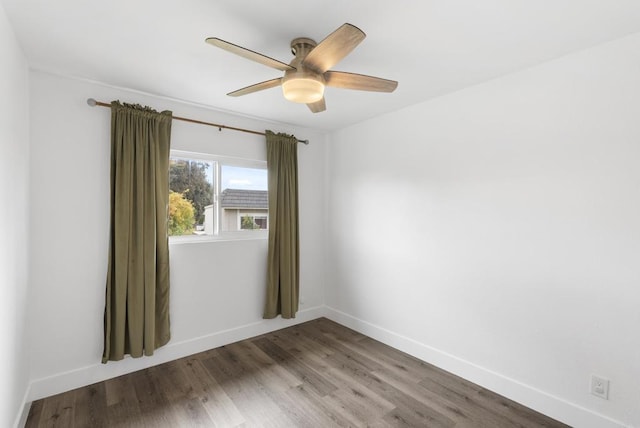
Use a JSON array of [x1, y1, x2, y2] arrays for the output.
[[206, 24, 398, 113], [282, 76, 325, 103]]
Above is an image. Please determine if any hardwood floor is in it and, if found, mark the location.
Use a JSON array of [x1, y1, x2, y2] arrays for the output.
[[25, 318, 569, 427]]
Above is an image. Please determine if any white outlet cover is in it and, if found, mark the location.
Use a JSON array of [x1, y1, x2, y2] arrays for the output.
[[590, 374, 610, 400]]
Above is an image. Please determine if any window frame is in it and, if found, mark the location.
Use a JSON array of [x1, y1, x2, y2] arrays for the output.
[[169, 149, 268, 244]]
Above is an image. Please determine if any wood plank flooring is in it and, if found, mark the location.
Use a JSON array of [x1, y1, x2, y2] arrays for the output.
[[25, 318, 569, 427]]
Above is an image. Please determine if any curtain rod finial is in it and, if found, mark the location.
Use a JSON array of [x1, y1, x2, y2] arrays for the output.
[[87, 98, 97, 107]]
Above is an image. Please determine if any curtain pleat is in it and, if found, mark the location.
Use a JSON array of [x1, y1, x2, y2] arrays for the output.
[[263, 131, 300, 319], [103, 101, 172, 363]]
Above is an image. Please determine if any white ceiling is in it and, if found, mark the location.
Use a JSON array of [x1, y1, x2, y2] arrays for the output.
[[4, 0, 640, 131]]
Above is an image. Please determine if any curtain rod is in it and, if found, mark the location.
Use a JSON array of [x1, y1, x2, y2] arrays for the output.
[[86, 98, 309, 145]]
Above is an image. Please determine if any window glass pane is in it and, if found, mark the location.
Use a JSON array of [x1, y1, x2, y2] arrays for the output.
[[169, 157, 214, 236], [220, 165, 268, 232]]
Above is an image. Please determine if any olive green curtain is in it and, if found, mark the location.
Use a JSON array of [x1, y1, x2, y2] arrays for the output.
[[102, 101, 172, 363], [263, 131, 300, 319]]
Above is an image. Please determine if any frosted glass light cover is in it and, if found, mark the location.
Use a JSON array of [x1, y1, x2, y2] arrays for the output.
[[282, 78, 325, 103]]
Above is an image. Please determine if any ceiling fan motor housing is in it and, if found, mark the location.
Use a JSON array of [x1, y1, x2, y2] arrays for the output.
[[282, 38, 325, 103]]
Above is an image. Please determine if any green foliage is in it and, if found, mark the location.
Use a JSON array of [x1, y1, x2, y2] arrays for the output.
[[241, 215, 259, 230], [169, 159, 213, 225], [168, 191, 195, 236]]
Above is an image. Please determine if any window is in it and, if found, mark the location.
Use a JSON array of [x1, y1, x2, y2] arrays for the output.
[[169, 150, 268, 240], [239, 213, 268, 230]]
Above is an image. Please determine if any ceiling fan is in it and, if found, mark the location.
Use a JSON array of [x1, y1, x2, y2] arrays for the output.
[[205, 23, 398, 113]]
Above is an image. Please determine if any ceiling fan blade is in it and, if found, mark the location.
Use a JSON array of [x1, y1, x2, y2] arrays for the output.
[[205, 37, 295, 72], [307, 98, 326, 113], [302, 23, 366, 73], [324, 71, 398, 92], [227, 78, 283, 97]]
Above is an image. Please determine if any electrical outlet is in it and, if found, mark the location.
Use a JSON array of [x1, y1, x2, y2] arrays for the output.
[[590, 375, 610, 400]]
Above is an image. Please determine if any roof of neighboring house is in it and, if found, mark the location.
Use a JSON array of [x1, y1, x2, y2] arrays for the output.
[[220, 189, 268, 209]]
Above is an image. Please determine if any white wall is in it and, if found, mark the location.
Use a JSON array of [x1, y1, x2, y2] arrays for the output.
[[27, 71, 327, 399], [0, 3, 30, 427], [326, 34, 640, 428]]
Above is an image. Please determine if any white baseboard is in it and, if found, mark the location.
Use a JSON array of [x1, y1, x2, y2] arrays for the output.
[[27, 305, 326, 403], [14, 386, 31, 428], [324, 306, 628, 428]]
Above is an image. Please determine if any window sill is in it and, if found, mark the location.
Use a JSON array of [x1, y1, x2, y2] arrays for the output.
[[169, 230, 268, 245]]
